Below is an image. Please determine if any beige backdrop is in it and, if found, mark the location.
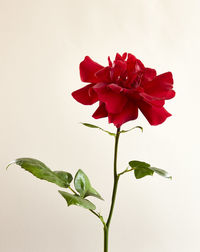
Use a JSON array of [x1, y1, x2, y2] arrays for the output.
[[0, 0, 199, 251]]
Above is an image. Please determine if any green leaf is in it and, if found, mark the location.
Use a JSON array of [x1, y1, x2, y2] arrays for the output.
[[149, 167, 172, 179], [58, 191, 96, 210], [129, 160, 171, 179], [129, 160, 153, 179], [7, 158, 73, 188], [134, 167, 154, 179], [81, 123, 99, 129], [129, 160, 150, 169], [120, 126, 143, 134], [53, 171, 73, 184], [74, 169, 103, 200], [81, 123, 116, 136]]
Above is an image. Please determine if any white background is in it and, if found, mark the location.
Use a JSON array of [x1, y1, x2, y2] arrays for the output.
[[0, 0, 199, 251]]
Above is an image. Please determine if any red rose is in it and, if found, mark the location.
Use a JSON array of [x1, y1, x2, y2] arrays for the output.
[[72, 53, 175, 128]]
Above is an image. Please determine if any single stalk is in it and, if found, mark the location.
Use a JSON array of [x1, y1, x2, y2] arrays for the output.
[[104, 225, 108, 252], [104, 127, 121, 252], [68, 186, 77, 195], [118, 167, 135, 177]]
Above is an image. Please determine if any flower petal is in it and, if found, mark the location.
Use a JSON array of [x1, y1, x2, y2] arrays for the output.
[[111, 60, 127, 82], [140, 92, 165, 107], [127, 53, 137, 73], [80, 56, 104, 83], [138, 101, 171, 125], [115, 53, 124, 61], [108, 56, 112, 67], [144, 72, 175, 99], [95, 66, 111, 83], [125, 54, 138, 87], [93, 83, 127, 114], [122, 52, 127, 60], [135, 59, 145, 72], [108, 83, 124, 93], [92, 102, 108, 119], [108, 101, 138, 128], [143, 68, 157, 82], [72, 84, 98, 105]]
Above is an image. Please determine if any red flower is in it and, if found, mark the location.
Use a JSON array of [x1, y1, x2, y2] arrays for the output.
[[72, 53, 175, 128]]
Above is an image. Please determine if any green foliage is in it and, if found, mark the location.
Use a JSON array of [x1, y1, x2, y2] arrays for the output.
[[7, 158, 73, 188], [120, 126, 143, 134], [59, 191, 96, 210], [81, 123, 116, 136], [129, 161, 153, 179], [81, 123, 99, 129], [74, 169, 103, 200], [129, 160, 171, 179], [81, 123, 143, 137], [129, 161, 150, 169], [134, 167, 154, 179], [149, 167, 172, 179]]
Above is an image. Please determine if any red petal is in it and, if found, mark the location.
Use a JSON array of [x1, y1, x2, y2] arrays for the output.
[[72, 84, 98, 105], [108, 101, 138, 128], [108, 56, 112, 67], [125, 54, 138, 87], [127, 54, 137, 73], [80, 56, 104, 83], [122, 52, 127, 60], [93, 83, 127, 114], [115, 53, 123, 61], [140, 92, 165, 107], [95, 66, 111, 83], [92, 102, 108, 119], [143, 68, 157, 82], [111, 60, 127, 82], [108, 83, 124, 93], [144, 72, 175, 99], [135, 59, 145, 72], [138, 101, 171, 125]]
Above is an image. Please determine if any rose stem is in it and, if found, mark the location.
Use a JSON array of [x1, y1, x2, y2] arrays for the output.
[[104, 127, 121, 252]]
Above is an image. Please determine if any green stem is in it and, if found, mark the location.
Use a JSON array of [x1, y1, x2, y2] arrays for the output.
[[68, 186, 78, 195], [104, 127, 121, 252], [104, 225, 108, 252], [118, 167, 135, 177]]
